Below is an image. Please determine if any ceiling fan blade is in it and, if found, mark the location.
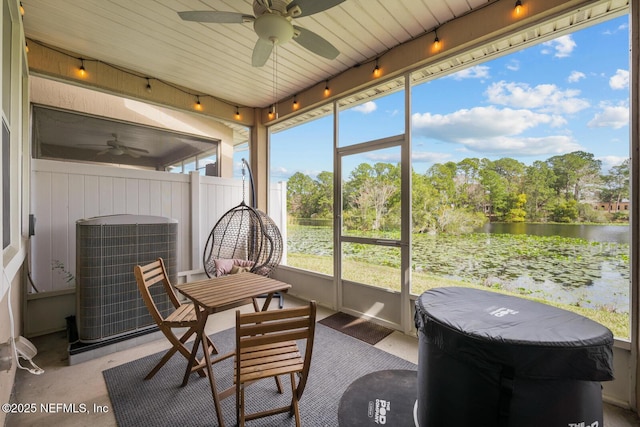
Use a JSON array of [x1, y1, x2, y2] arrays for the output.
[[288, 0, 345, 17], [121, 145, 149, 154], [122, 147, 141, 158], [252, 38, 274, 67], [177, 11, 254, 24], [96, 148, 110, 156], [293, 26, 339, 60]]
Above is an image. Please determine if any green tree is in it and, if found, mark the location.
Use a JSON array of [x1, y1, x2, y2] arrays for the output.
[[344, 162, 400, 231], [551, 199, 579, 222], [287, 172, 316, 218], [504, 193, 527, 222], [426, 162, 457, 204], [547, 151, 602, 201], [313, 171, 334, 218], [600, 158, 629, 211], [524, 161, 556, 221], [479, 161, 508, 219], [456, 158, 484, 209], [412, 170, 439, 233]]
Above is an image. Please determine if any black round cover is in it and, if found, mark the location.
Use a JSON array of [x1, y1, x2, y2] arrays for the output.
[[338, 370, 417, 426], [414, 287, 614, 381]]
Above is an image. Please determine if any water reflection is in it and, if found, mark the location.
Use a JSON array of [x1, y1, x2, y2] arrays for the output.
[[479, 223, 629, 244]]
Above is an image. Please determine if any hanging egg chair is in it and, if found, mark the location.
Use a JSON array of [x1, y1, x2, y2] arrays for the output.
[[203, 159, 283, 280]]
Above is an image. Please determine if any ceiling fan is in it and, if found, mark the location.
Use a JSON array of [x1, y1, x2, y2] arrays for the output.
[[178, 0, 344, 67], [79, 134, 150, 158]]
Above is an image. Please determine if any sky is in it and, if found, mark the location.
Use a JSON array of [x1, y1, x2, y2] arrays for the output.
[[268, 14, 631, 181]]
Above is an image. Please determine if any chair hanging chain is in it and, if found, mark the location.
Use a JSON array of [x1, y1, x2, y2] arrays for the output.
[[241, 159, 246, 203]]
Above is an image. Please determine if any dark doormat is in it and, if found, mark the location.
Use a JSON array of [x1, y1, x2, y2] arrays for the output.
[[319, 311, 394, 345], [338, 369, 418, 426]]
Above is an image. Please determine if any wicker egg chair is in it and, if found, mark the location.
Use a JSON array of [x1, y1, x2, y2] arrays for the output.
[[202, 160, 284, 300]]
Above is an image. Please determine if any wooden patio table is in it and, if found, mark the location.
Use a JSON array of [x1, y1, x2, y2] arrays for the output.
[[175, 272, 292, 427]]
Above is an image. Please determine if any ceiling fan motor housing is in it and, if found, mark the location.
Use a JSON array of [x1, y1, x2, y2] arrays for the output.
[[253, 13, 294, 44]]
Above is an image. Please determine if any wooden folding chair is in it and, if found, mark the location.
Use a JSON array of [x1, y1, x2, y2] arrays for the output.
[[134, 258, 217, 380], [235, 301, 316, 427]]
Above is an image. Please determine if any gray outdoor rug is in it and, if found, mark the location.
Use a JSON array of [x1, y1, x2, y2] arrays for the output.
[[103, 323, 417, 426]]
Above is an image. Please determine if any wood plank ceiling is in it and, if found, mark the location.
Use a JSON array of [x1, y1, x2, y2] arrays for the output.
[[21, 0, 492, 109]]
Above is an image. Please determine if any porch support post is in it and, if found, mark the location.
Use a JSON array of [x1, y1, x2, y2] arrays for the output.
[[631, 0, 640, 413], [250, 108, 269, 211]]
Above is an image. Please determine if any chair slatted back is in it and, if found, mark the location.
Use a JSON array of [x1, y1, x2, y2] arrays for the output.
[[236, 302, 316, 404], [133, 258, 181, 325]]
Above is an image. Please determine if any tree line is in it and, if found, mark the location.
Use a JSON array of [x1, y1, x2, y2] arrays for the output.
[[286, 151, 630, 234]]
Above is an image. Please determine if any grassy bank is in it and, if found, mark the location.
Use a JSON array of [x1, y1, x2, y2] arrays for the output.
[[287, 253, 630, 339]]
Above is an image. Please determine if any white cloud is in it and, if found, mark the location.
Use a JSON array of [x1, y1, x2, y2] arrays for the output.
[[353, 101, 377, 114], [412, 107, 582, 156], [568, 71, 586, 83], [411, 151, 452, 164], [366, 150, 452, 166], [603, 23, 629, 35], [412, 106, 562, 139], [587, 104, 629, 129], [485, 81, 589, 114], [609, 69, 629, 90], [599, 155, 629, 173], [270, 165, 289, 179], [466, 135, 582, 156], [506, 60, 520, 71], [410, 106, 583, 158], [365, 152, 399, 162], [411, 106, 583, 156], [449, 65, 490, 80], [542, 35, 576, 58]]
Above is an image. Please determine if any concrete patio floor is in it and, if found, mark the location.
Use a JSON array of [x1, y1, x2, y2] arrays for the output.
[[6, 295, 640, 426]]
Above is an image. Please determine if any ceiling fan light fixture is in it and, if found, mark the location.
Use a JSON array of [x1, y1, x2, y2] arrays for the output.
[[178, 0, 342, 68], [254, 13, 294, 45]]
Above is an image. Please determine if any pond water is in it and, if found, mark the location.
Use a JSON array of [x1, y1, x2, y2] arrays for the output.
[[479, 222, 629, 244], [462, 222, 631, 312], [287, 223, 631, 314]]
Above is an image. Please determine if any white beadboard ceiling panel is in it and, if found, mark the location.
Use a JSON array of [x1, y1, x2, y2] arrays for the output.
[[22, 0, 630, 112], [22, 0, 484, 108]]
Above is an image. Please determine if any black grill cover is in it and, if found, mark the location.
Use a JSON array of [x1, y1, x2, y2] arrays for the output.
[[414, 287, 614, 427]]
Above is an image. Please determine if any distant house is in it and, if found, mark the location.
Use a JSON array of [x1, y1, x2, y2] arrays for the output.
[[595, 201, 630, 212]]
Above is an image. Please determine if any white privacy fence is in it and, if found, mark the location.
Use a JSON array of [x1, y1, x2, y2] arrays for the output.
[[31, 159, 286, 293]]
